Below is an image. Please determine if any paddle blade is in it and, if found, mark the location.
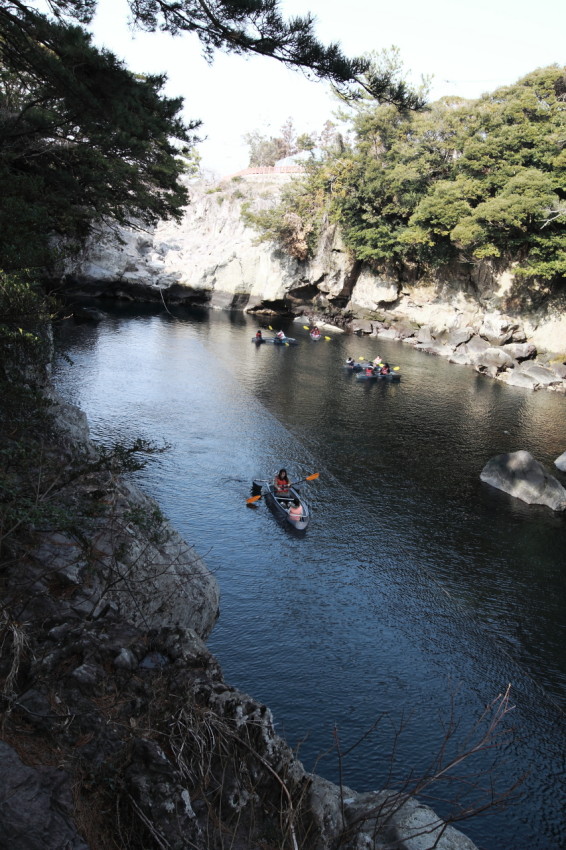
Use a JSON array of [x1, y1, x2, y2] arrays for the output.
[[303, 325, 310, 330], [393, 366, 401, 371], [305, 472, 320, 481], [246, 494, 262, 504], [324, 336, 331, 340]]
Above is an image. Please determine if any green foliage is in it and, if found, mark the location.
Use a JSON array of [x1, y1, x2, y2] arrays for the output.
[[2, 1, 422, 274], [252, 65, 566, 285], [0, 5, 197, 270], [241, 172, 327, 259], [244, 129, 289, 167]]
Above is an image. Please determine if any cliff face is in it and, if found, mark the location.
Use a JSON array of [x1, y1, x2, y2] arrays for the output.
[[61, 173, 565, 375]]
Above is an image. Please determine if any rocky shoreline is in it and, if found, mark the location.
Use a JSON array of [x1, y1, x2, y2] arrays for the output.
[[59, 175, 566, 395], [0, 388, 485, 849]]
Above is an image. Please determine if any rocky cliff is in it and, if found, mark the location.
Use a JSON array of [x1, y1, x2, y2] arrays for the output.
[[61, 172, 566, 393]]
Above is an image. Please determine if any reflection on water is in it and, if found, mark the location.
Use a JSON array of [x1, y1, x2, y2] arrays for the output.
[[53, 305, 566, 850]]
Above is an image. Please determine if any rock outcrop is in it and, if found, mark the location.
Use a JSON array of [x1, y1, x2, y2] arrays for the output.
[[480, 450, 566, 511], [59, 173, 566, 394]]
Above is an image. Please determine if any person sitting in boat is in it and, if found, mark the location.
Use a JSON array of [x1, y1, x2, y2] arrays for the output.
[[365, 364, 374, 375], [288, 498, 303, 519], [346, 356, 355, 367], [276, 330, 285, 340], [255, 330, 263, 340], [372, 356, 382, 366], [274, 469, 290, 494], [380, 362, 391, 374]]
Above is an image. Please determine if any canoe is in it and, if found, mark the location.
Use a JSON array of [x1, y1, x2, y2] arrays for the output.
[[356, 371, 401, 382], [252, 481, 310, 531], [251, 336, 297, 345]]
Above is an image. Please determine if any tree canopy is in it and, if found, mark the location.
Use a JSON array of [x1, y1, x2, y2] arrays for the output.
[[0, 4, 200, 269], [246, 65, 566, 288], [0, 0, 424, 272]]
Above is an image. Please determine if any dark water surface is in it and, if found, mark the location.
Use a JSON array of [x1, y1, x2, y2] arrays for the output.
[[53, 306, 566, 850]]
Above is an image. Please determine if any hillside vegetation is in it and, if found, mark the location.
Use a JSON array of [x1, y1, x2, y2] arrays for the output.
[[244, 66, 566, 291]]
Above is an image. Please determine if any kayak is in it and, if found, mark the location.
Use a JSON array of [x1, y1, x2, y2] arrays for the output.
[[252, 336, 297, 345], [356, 371, 401, 382], [252, 480, 310, 531]]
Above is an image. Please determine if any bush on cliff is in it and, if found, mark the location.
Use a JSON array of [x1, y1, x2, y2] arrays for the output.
[[248, 63, 566, 291]]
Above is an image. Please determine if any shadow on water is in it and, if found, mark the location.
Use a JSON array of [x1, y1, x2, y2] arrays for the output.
[[53, 307, 566, 850]]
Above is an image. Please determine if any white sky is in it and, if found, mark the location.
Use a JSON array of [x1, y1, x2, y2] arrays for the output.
[[88, 0, 566, 177]]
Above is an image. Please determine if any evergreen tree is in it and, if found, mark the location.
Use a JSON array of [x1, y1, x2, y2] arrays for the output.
[[248, 65, 566, 288], [0, 6, 198, 269], [0, 1, 423, 272]]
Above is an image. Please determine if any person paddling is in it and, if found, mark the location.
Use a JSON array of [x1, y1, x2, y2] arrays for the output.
[[274, 468, 290, 494]]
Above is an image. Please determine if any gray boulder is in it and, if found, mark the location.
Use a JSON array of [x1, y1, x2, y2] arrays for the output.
[[479, 315, 520, 345], [415, 326, 434, 344], [439, 326, 475, 348], [460, 335, 489, 358], [472, 347, 515, 377], [501, 342, 537, 361], [343, 790, 479, 850], [555, 451, 566, 472], [515, 362, 563, 389], [480, 450, 566, 511], [375, 326, 399, 339], [498, 371, 539, 389], [449, 350, 473, 366], [351, 319, 374, 334], [394, 322, 417, 340]]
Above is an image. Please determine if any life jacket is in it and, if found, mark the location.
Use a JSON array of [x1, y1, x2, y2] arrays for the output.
[[365, 367, 374, 375], [289, 503, 303, 518], [275, 477, 289, 492]]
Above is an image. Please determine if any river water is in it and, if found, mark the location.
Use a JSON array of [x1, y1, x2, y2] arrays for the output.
[[53, 305, 566, 850]]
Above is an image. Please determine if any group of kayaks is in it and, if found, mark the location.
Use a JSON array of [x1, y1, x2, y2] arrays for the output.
[[248, 330, 400, 534], [251, 324, 325, 346]]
